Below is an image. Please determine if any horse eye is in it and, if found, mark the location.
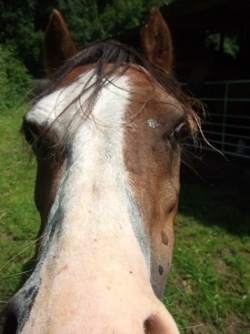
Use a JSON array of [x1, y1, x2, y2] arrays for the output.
[[22, 120, 42, 145], [166, 122, 189, 143]]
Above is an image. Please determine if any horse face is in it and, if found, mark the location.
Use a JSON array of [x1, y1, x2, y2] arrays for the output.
[[1, 8, 199, 334]]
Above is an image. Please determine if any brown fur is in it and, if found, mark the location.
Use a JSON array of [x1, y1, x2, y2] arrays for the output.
[[44, 9, 77, 77], [123, 68, 186, 297], [140, 7, 174, 70]]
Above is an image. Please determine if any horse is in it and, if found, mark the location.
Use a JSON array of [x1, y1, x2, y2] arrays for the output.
[[1, 8, 201, 333]]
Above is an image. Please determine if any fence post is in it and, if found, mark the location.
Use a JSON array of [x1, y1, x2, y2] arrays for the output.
[[221, 82, 229, 151]]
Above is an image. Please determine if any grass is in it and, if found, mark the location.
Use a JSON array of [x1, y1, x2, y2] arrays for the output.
[[0, 102, 250, 333], [0, 103, 39, 302], [165, 160, 250, 333]]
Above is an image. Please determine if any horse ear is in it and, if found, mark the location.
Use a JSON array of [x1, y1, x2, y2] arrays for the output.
[[140, 7, 173, 71], [44, 9, 77, 77]]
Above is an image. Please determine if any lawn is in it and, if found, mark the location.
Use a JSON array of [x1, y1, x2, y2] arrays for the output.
[[0, 103, 250, 333], [0, 103, 39, 304], [166, 157, 250, 333]]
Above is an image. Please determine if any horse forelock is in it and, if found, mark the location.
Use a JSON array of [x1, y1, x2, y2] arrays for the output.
[[27, 40, 202, 159], [38, 41, 199, 118]]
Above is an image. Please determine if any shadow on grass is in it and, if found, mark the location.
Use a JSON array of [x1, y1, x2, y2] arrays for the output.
[[179, 152, 250, 236]]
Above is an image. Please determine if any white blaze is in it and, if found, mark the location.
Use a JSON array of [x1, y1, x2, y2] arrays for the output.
[[19, 70, 179, 334]]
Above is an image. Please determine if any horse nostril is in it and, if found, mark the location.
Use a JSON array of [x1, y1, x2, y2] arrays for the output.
[[144, 315, 160, 334], [144, 313, 178, 334], [1, 303, 19, 334]]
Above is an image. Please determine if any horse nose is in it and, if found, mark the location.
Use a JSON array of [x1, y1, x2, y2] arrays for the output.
[[1, 298, 179, 334], [0, 309, 179, 334]]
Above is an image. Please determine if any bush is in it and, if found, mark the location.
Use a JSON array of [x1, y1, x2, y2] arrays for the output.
[[0, 45, 32, 110]]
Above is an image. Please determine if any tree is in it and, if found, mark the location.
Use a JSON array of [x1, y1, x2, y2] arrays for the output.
[[0, 0, 171, 76]]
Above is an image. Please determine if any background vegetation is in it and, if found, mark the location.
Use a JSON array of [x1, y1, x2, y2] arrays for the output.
[[0, 0, 250, 333], [0, 0, 172, 76]]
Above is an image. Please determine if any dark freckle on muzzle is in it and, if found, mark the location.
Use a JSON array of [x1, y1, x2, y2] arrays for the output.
[[158, 264, 164, 275], [161, 231, 169, 245], [24, 285, 37, 300]]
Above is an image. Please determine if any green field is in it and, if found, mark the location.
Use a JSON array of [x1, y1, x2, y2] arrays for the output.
[[0, 103, 249, 333]]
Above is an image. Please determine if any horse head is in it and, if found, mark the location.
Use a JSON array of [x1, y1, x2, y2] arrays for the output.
[[1, 8, 200, 334]]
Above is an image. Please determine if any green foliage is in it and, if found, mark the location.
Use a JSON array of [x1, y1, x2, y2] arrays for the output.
[[0, 0, 169, 75], [206, 32, 240, 59], [0, 102, 38, 304], [0, 45, 32, 109], [57, 0, 106, 43], [0, 0, 43, 75], [53, 0, 169, 46], [100, 0, 144, 37]]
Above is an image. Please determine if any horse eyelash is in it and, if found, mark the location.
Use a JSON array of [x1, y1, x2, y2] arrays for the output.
[[22, 119, 43, 144], [165, 122, 189, 143]]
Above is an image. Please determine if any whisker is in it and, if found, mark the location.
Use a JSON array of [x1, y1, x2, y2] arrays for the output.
[[0, 301, 8, 305], [0, 232, 47, 272], [0, 242, 36, 272], [0, 269, 33, 279], [179, 322, 215, 330]]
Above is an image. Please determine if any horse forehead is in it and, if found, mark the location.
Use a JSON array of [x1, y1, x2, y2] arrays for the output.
[[127, 67, 182, 109], [25, 69, 131, 127], [26, 65, 180, 134]]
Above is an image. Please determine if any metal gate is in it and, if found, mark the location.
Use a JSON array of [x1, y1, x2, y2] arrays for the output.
[[187, 80, 250, 159]]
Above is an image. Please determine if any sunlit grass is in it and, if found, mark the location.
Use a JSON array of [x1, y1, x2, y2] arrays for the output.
[[0, 104, 39, 303]]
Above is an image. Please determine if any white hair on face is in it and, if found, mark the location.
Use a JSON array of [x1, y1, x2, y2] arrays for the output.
[[25, 69, 151, 277], [19, 70, 153, 332]]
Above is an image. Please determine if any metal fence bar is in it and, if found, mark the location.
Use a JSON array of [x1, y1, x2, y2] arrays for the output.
[[202, 98, 250, 102], [205, 79, 250, 84], [221, 82, 229, 151], [184, 79, 250, 159], [208, 114, 250, 120]]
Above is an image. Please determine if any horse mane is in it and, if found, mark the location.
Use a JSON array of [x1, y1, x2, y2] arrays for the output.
[[31, 40, 203, 156], [41, 40, 199, 110]]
